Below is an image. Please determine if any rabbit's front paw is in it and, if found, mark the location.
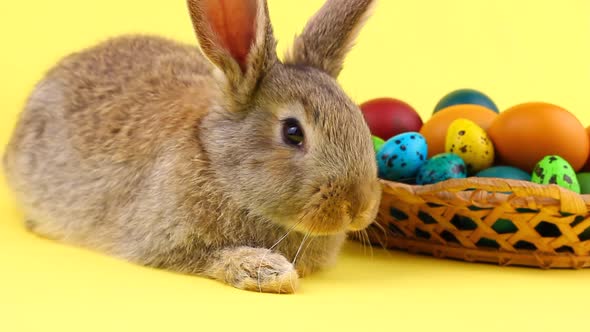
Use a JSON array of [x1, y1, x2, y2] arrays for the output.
[[211, 247, 299, 294]]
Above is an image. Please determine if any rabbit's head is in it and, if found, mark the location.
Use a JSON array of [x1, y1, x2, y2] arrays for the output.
[[188, 0, 381, 235]]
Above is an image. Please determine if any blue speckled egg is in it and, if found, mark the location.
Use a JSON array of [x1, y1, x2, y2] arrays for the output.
[[417, 153, 467, 185], [377, 132, 428, 181]]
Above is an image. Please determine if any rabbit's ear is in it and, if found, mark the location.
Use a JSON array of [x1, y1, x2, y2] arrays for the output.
[[284, 0, 375, 78], [187, 0, 277, 102]]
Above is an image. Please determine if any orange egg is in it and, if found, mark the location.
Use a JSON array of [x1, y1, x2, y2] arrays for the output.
[[488, 102, 589, 172], [419, 104, 498, 157], [582, 125, 590, 172]]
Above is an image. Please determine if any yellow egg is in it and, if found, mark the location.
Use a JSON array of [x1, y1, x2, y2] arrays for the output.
[[445, 118, 494, 174]]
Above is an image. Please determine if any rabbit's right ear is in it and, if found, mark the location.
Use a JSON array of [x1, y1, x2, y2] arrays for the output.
[[285, 0, 376, 79], [187, 0, 277, 106]]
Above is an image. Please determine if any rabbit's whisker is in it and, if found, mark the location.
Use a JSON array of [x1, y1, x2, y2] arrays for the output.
[[298, 229, 317, 276], [361, 229, 374, 259], [291, 221, 317, 289], [359, 230, 367, 257], [368, 222, 389, 250], [270, 221, 302, 251], [372, 220, 386, 234], [292, 230, 311, 267], [257, 219, 303, 292]]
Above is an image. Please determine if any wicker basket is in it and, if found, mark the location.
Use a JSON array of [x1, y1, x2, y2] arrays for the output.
[[362, 177, 590, 269]]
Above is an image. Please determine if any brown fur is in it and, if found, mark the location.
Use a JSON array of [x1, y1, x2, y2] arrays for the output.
[[2, 0, 380, 293], [285, 0, 376, 78]]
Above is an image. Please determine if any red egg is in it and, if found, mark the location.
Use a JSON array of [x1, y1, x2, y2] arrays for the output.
[[360, 98, 423, 140]]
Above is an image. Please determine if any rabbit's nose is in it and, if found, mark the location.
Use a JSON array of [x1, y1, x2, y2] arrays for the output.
[[346, 180, 381, 231], [344, 185, 362, 218], [349, 180, 376, 214]]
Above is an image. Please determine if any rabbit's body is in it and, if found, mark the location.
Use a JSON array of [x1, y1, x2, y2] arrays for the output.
[[5, 35, 344, 275], [4, 0, 380, 293]]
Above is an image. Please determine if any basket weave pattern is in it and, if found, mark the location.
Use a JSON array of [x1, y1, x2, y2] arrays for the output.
[[365, 177, 590, 269]]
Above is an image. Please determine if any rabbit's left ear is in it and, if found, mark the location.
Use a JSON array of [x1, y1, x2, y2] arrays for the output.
[[187, 0, 278, 104], [285, 0, 376, 79]]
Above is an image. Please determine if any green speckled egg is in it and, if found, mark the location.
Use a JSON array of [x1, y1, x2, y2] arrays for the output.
[[372, 136, 385, 153], [577, 173, 590, 194], [445, 118, 494, 174], [531, 155, 580, 193]]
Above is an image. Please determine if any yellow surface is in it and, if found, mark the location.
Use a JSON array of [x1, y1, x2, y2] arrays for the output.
[[2, 1, 590, 331]]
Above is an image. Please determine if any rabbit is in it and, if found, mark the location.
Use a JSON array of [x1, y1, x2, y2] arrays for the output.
[[2, 0, 381, 294]]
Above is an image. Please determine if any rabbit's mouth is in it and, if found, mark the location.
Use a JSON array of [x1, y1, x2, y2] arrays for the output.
[[347, 196, 380, 232], [291, 180, 381, 236]]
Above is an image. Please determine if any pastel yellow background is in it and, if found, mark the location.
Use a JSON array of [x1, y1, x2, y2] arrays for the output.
[[2, 1, 590, 331]]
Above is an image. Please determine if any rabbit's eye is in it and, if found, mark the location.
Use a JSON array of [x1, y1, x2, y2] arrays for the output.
[[282, 118, 304, 147]]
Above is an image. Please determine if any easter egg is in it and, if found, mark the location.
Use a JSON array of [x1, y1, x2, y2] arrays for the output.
[[360, 98, 423, 140], [488, 102, 589, 172], [475, 166, 531, 181], [377, 132, 428, 181], [577, 173, 590, 194], [372, 136, 385, 153], [531, 155, 580, 193], [582, 126, 590, 172], [577, 172, 590, 195], [433, 88, 499, 114], [416, 153, 467, 185], [445, 118, 494, 174], [419, 104, 497, 158]]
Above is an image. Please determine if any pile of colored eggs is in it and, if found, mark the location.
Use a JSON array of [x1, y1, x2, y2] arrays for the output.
[[360, 89, 590, 194]]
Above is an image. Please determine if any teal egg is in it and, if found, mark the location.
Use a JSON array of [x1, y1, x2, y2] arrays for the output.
[[416, 153, 467, 185], [531, 155, 580, 193], [577, 173, 590, 194], [475, 166, 531, 181], [433, 88, 499, 114]]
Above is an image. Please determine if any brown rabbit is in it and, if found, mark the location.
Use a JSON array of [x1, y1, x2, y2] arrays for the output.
[[3, 0, 381, 293]]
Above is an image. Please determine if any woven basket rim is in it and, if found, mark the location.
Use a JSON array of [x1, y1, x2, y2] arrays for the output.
[[378, 177, 589, 214]]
